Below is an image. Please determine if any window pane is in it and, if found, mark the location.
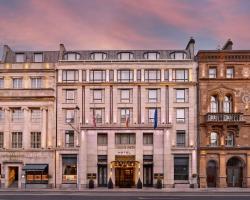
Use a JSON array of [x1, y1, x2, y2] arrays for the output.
[[31, 78, 42, 88], [174, 157, 189, 180], [34, 53, 43, 62], [176, 108, 185, 123], [66, 90, 76, 103], [209, 68, 217, 78], [65, 110, 75, 123], [176, 89, 185, 102], [226, 68, 234, 78], [93, 89, 103, 103], [16, 54, 25, 62], [176, 131, 185, 147], [148, 89, 158, 103], [120, 89, 131, 103]]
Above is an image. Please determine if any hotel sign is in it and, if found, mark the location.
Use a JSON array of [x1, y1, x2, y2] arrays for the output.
[[115, 145, 135, 155]]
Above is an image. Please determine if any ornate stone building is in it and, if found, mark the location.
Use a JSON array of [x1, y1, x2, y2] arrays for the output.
[[0, 46, 57, 188], [198, 40, 250, 188]]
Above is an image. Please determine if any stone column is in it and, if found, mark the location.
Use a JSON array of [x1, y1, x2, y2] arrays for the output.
[[114, 69, 117, 82], [47, 106, 54, 148], [191, 149, 198, 187], [199, 151, 207, 188], [78, 69, 82, 82], [58, 70, 62, 82], [86, 69, 89, 82], [219, 153, 227, 187], [135, 131, 143, 184], [41, 107, 47, 148], [79, 130, 87, 188], [134, 69, 137, 82], [164, 129, 172, 187], [106, 69, 109, 82], [141, 69, 145, 82], [22, 106, 30, 149], [246, 153, 250, 187], [3, 107, 10, 149]]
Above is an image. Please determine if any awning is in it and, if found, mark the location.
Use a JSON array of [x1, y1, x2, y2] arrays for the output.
[[22, 164, 48, 171]]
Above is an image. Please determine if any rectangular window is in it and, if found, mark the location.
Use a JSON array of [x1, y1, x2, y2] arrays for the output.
[[31, 132, 41, 148], [12, 78, 23, 89], [176, 108, 185, 123], [31, 77, 42, 88], [12, 108, 23, 122], [31, 109, 41, 122], [65, 130, 74, 147], [93, 108, 104, 124], [176, 131, 186, 147], [34, 53, 43, 62], [148, 89, 160, 103], [144, 52, 160, 60], [144, 69, 161, 82], [0, 132, 3, 148], [117, 70, 134, 82], [137, 70, 141, 82], [148, 108, 160, 123], [174, 156, 189, 180], [109, 70, 114, 82], [209, 67, 217, 78], [89, 70, 106, 82], [115, 133, 135, 145], [143, 133, 153, 145], [173, 69, 189, 82], [62, 70, 79, 83], [164, 70, 169, 81], [0, 109, 4, 122], [175, 89, 187, 103], [0, 77, 4, 88], [93, 89, 104, 103], [226, 67, 234, 78], [12, 132, 22, 148], [16, 53, 25, 63], [82, 70, 86, 82], [120, 89, 132, 103], [65, 89, 76, 103], [65, 109, 75, 123], [62, 155, 77, 183], [97, 133, 108, 146], [120, 108, 131, 123]]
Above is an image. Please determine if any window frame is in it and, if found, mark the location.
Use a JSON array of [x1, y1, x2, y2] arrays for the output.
[[34, 53, 43, 63], [89, 70, 106, 82], [176, 108, 185, 123], [173, 69, 189, 82], [15, 53, 25, 63], [65, 130, 74, 148], [31, 132, 41, 148], [226, 67, 234, 78], [143, 133, 153, 145], [62, 70, 79, 83], [208, 67, 217, 79], [144, 69, 161, 82], [12, 132, 22, 148], [117, 69, 134, 83], [176, 130, 186, 147], [97, 133, 108, 146]]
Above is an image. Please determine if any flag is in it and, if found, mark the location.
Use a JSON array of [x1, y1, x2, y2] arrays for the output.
[[154, 108, 158, 129], [93, 114, 96, 127], [125, 114, 129, 128]]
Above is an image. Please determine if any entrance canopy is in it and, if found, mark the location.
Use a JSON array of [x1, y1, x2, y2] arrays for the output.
[[111, 160, 139, 168], [22, 164, 48, 171]]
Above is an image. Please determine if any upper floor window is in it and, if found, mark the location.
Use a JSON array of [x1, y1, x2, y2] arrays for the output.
[[62, 70, 78, 83], [31, 132, 41, 148], [12, 108, 23, 122], [93, 108, 104, 124], [144, 52, 160, 60], [120, 89, 132, 103], [176, 130, 186, 147], [148, 89, 160, 103], [176, 108, 185, 123], [12, 77, 23, 89], [175, 89, 188, 103], [0, 77, 4, 88], [225, 132, 234, 147], [16, 53, 25, 63], [117, 70, 133, 82], [120, 108, 132, 124], [65, 130, 74, 147], [34, 53, 43, 62], [226, 67, 234, 78], [164, 70, 169, 81], [31, 109, 41, 123], [31, 77, 42, 88], [97, 133, 108, 146], [89, 70, 106, 82], [209, 67, 217, 78], [170, 52, 187, 60], [223, 95, 232, 113], [210, 132, 218, 147], [115, 133, 135, 145], [65, 89, 76, 103], [147, 108, 160, 123], [0, 132, 3, 148], [90, 52, 107, 61], [12, 132, 22, 148], [118, 52, 134, 60], [0, 109, 4, 122], [144, 69, 161, 82], [63, 53, 80, 61], [65, 109, 75, 123], [210, 96, 219, 113], [143, 133, 153, 145], [173, 69, 189, 82], [92, 89, 104, 103]]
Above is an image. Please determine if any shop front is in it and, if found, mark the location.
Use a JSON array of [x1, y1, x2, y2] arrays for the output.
[[62, 154, 77, 186]]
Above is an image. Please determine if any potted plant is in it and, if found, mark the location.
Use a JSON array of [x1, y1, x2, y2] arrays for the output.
[[89, 179, 94, 189], [107, 177, 113, 189], [137, 178, 142, 189], [156, 178, 162, 189]]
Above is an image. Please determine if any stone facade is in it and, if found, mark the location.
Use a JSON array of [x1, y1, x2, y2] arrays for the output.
[[197, 40, 250, 188]]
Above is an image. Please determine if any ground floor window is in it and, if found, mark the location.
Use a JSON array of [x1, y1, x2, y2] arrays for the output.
[[62, 155, 77, 183], [23, 164, 48, 184], [143, 155, 153, 186], [174, 156, 189, 181]]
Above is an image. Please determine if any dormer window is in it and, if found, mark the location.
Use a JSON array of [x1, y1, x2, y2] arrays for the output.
[[34, 53, 43, 62], [118, 52, 134, 60], [63, 53, 80, 61], [170, 52, 187, 60], [16, 53, 25, 63], [90, 53, 107, 61], [144, 52, 160, 60]]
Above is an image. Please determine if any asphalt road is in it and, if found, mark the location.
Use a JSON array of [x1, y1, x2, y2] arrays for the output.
[[0, 192, 250, 200]]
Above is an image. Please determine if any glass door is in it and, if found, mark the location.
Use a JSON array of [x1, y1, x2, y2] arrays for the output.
[[98, 165, 107, 187], [143, 164, 153, 186]]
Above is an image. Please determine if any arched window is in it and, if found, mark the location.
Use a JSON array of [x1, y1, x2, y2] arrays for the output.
[[210, 132, 218, 147], [63, 53, 80, 61], [90, 52, 107, 61], [143, 52, 160, 60], [223, 95, 232, 113], [170, 52, 187, 60], [210, 96, 218, 113], [118, 52, 134, 60], [225, 132, 234, 147]]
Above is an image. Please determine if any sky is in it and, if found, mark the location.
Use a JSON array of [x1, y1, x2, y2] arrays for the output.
[[0, 0, 250, 59]]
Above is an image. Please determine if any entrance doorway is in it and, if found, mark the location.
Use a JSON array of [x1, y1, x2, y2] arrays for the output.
[[227, 157, 244, 187], [98, 165, 107, 187], [206, 160, 217, 187], [143, 164, 153, 186], [115, 168, 135, 188], [8, 166, 19, 188]]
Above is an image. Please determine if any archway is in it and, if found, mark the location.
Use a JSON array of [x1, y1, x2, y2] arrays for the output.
[[206, 160, 217, 187], [226, 157, 244, 187]]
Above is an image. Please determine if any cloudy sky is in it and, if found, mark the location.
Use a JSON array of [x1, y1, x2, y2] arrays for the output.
[[0, 0, 250, 58]]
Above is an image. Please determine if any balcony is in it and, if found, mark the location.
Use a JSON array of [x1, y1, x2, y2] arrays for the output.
[[206, 113, 244, 123]]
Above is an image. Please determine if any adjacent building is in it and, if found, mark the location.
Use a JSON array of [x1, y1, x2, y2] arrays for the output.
[[198, 40, 250, 188]]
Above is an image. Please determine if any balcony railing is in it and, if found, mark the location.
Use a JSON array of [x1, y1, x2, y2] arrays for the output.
[[206, 113, 244, 122]]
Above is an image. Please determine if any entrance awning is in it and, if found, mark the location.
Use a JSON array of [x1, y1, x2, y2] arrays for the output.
[[22, 164, 48, 171], [111, 160, 140, 168]]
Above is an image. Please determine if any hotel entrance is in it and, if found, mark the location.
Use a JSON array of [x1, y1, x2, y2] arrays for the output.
[[111, 155, 139, 188], [8, 166, 19, 188]]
